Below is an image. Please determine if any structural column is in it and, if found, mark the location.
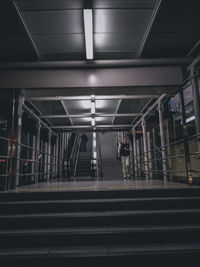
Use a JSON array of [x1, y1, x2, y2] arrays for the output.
[[147, 131, 152, 179], [132, 130, 138, 179], [179, 89, 192, 182], [47, 131, 52, 181], [35, 122, 41, 184], [158, 99, 167, 183], [142, 119, 149, 180], [6, 89, 24, 189], [136, 139, 141, 178], [190, 68, 200, 152]]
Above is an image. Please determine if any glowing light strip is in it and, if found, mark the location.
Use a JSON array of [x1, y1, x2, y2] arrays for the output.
[[83, 9, 93, 60]]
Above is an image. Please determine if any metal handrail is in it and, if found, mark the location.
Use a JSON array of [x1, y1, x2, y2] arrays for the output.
[[73, 138, 81, 176], [96, 133, 103, 178]]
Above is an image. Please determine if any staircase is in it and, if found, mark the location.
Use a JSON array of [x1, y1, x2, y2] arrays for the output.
[[75, 133, 92, 178], [0, 188, 200, 266], [99, 132, 123, 180], [102, 157, 123, 180]]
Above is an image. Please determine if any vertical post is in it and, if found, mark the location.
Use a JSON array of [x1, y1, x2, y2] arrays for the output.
[[6, 89, 24, 189], [31, 135, 36, 183], [142, 119, 149, 180], [132, 130, 138, 179], [179, 89, 192, 183], [136, 139, 141, 178], [165, 119, 172, 181], [47, 131, 52, 181], [35, 122, 41, 184], [55, 136, 59, 178], [147, 131, 152, 179], [190, 68, 200, 152], [15, 90, 24, 188], [152, 128, 157, 179], [158, 99, 167, 183]]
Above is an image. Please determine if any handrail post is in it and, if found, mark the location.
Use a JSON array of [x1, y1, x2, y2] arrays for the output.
[[158, 99, 167, 184], [142, 119, 149, 180], [179, 89, 192, 184], [132, 130, 138, 179]]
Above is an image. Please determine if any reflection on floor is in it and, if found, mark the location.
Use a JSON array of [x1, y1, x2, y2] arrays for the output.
[[10, 178, 192, 193]]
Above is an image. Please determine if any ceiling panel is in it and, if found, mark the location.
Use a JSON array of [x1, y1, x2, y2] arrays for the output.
[[18, 0, 84, 10], [94, 33, 142, 51], [31, 101, 66, 115], [93, 0, 157, 9], [94, 8, 153, 57], [22, 10, 84, 34], [48, 118, 71, 126], [95, 117, 113, 125], [0, 1, 36, 62], [34, 34, 84, 54], [71, 118, 91, 126], [114, 117, 134, 125], [63, 100, 91, 114], [94, 9, 153, 33], [142, 0, 200, 58], [95, 100, 119, 113], [117, 99, 150, 113]]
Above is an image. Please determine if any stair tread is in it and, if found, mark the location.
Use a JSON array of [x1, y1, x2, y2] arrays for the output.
[[1, 196, 200, 205], [1, 224, 200, 235], [1, 208, 200, 219], [1, 243, 200, 257]]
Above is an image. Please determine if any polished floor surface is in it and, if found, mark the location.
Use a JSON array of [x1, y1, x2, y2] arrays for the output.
[[9, 178, 192, 193]]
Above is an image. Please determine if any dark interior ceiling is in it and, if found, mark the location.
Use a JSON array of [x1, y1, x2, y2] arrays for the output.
[[1, 0, 200, 130], [1, 0, 200, 62]]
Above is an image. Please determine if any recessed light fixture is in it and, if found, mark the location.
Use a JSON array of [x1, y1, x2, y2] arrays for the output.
[[83, 9, 93, 60]]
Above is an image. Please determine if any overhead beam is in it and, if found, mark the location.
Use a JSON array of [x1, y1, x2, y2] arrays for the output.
[[136, 0, 163, 58], [39, 113, 143, 119], [27, 95, 159, 101], [60, 100, 73, 125], [132, 94, 167, 131], [23, 104, 56, 135], [0, 58, 190, 70], [12, 1, 41, 61], [0, 66, 183, 89], [50, 125, 132, 129]]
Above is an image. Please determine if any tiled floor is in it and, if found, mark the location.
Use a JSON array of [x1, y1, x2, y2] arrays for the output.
[[10, 178, 191, 193]]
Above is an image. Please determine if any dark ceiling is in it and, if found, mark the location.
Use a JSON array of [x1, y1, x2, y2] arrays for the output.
[[0, 0, 200, 62], [1, 0, 199, 130]]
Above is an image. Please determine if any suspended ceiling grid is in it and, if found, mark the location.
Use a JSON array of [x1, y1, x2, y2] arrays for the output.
[[29, 98, 151, 128]]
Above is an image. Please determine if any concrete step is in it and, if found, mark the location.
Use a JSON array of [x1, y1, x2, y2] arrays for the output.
[[1, 209, 200, 230]]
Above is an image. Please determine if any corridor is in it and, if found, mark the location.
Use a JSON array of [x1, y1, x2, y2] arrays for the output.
[[0, 0, 200, 265]]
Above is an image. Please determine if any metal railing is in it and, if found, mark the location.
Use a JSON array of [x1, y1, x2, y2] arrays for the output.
[[132, 132, 200, 184], [0, 136, 60, 191]]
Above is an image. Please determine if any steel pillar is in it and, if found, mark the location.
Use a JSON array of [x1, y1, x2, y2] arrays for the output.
[[136, 139, 141, 178], [55, 136, 59, 178], [190, 68, 200, 152], [31, 135, 36, 183], [15, 91, 24, 187], [152, 128, 157, 179], [158, 100, 167, 183], [35, 122, 41, 184], [142, 119, 149, 180], [179, 89, 192, 183], [47, 132, 52, 181], [132, 130, 138, 179], [147, 131, 153, 179]]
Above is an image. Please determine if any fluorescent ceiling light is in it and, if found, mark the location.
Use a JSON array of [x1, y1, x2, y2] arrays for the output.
[[91, 102, 95, 114], [83, 9, 93, 60], [91, 118, 95, 126]]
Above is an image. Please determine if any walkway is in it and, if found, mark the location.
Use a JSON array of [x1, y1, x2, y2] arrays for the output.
[[9, 179, 191, 193]]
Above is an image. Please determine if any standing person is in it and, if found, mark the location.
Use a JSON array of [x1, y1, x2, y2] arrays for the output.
[[80, 132, 88, 152], [118, 135, 131, 180]]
